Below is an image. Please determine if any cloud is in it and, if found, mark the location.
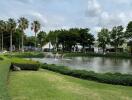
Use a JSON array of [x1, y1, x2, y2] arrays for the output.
[[28, 12, 48, 26], [109, 0, 131, 4], [97, 12, 127, 28], [13, 0, 34, 4], [0, 0, 132, 36], [86, 0, 102, 17], [85, 0, 132, 31]]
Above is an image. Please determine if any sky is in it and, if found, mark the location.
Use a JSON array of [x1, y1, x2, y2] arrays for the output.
[[0, 0, 132, 36]]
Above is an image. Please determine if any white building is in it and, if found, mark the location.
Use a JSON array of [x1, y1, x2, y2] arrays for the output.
[[42, 42, 53, 51]]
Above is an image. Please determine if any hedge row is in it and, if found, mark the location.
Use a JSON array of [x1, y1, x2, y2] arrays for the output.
[[64, 52, 132, 59], [5, 52, 45, 58], [0, 57, 4, 60], [41, 63, 132, 86], [11, 63, 40, 71]]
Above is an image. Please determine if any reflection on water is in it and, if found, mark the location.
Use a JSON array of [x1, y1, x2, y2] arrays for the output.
[[31, 57, 132, 74]]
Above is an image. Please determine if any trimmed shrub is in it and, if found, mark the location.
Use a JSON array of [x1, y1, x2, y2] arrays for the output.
[[0, 57, 3, 60], [11, 63, 40, 71], [5, 52, 45, 58], [64, 52, 132, 59], [41, 63, 132, 86]]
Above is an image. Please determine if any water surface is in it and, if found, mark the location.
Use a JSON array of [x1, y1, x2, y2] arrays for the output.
[[31, 57, 132, 74]]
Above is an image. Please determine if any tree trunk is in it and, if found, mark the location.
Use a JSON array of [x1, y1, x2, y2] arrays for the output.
[[21, 33, 24, 52], [0, 34, 1, 51], [10, 32, 12, 52], [41, 41, 43, 52], [103, 45, 105, 54], [35, 32, 37, 51], [19, 37, 21, 51], [1, 33, 3, 51], [115, 46, 117, 55], [82, 45, 85, 53]]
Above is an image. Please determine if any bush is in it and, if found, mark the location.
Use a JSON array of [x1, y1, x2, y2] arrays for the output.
[[11, 63, 40, 71], [5, 52, 45, 58], [41, 63, 132, 86], [64, 52, 132, 59], [0, 57, 3, 60]]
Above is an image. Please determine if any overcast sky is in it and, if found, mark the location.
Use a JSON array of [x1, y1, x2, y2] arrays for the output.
[[0, 0, 132, 36]]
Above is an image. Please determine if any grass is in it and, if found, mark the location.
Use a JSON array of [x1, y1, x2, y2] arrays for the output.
[[8, 69, 132, 100], [41, 63, 132, 86], [0, 60, 11, 100], [0, 55, 131, 100]]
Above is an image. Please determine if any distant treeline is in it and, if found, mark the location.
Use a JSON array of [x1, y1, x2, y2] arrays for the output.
[[0, 17, 132, 53]]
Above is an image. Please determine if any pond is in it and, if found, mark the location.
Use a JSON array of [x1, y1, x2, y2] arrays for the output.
[[31, 57, 132, 74]]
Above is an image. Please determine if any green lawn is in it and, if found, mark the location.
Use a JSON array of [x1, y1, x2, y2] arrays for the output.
[[0, 61, 11, 100], [8, 69, 132, 100]]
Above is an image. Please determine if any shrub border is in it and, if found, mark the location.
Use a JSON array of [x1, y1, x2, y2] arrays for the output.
[[41, 63, 132, 86]]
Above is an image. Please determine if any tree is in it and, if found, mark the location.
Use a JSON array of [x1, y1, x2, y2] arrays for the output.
[[126, 21, 132, 39], [0, 20, 6, 51], [37, 31, 47, 51], [13, 29, 22, 50], [31, 20, 41, 50], [25, 36, 35, 47], [7, 18, 16, 52], [126, 21, 132, 54], [79, 28, 95, 52], [18, 17, 29, 52], [98, 28, 110, 53], [69, 28, 80, 42], [58, 29, 78, 52], [47, 30, 61, 51], [110, 26, 125, 53]]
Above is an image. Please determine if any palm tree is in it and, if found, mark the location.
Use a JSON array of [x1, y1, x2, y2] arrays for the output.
[[31, 20, 41, 50], [37, 31, 46, 51], [7, 18, 16, 52], [0, 20, 6, 51], [18, 17, 29, 52]]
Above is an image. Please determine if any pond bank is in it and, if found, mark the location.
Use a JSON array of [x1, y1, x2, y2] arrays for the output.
[[8, 69, 132, 100], [64, 52, 132, 59]]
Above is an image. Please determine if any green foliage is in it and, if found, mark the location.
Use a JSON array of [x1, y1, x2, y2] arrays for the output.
[[98, 28, 110, 52], [5, 52, 45, 58], [47, 28, 95, 52], [31, 20, 41, 49], [18, 17, 29, 51], [110, 26, 125, 52], [31, 21, 41, 34], [25, 36, 35, 46], [7, 18, 16, 33], [11, 63, 40, 71], [18, 17, 29, 31], [64, 52, 132, 58], [58, 29, 78, 51], [126, 21, 132, 39], [41, 63, 132, 86], [79, 28, 95, 50], [9, 56, 40, 71], [37, 31, 47, 49]]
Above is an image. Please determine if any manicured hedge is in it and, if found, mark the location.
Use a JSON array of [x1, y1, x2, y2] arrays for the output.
[[64, 52, 132, 59], [41, 63, 132, 86], [5, 52, 45, 58], [0, 57, 4, 60], [0, 61, 11, 100], [11, 63, 40, 71]]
